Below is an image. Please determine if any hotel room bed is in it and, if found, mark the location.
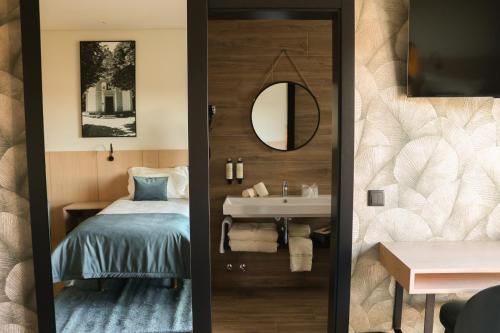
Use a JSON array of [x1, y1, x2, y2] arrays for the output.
[[51, 198, 190, 282]]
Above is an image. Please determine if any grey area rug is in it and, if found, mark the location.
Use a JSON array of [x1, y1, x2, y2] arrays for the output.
[[55, 279, 192, 333]]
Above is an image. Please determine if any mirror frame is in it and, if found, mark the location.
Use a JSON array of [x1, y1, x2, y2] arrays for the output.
[[19, 0, 213, 331], [250, 81, 321, 151]]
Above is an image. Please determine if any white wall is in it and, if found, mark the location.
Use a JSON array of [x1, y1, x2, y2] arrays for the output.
[[41, 29, 188, 151]]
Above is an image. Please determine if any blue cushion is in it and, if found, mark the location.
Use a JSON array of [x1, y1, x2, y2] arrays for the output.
[[133, 176, 168, 201]]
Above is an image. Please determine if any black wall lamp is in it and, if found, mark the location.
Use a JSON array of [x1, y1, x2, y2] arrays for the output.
[[107, 143, 114, 162]]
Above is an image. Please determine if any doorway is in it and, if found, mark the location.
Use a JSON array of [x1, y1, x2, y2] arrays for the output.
[[209, 18, 332, 332], [200, 5, 354, 332], [19, 1, 354, 332], [105, 96, 114, 114], [21, 0, 193, 332]]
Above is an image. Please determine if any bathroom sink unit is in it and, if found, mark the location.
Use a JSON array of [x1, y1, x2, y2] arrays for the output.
[[223, 195, 331, 218]]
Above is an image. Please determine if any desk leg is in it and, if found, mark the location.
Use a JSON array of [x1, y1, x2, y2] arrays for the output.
[[393, 281, 403, 333], [424, 294, 435, 333]]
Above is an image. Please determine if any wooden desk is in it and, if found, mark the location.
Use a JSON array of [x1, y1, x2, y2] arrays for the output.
[[63, 201, 111, 234], [379, 241, 500, 333]]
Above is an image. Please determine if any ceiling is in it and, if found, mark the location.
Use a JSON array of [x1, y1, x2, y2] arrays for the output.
[[40, 0, 187, 30]]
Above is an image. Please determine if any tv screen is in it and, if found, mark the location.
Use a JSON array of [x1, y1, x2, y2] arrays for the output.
[[408, 0, 500, 97]]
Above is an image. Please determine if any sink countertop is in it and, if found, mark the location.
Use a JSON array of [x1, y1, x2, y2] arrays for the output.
[[223, 195, 332, 218]]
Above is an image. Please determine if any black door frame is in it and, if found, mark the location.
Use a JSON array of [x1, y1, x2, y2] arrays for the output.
[[19, 1, 56, 331], [20, 0, 353, 332], [187, 0, 212, 332], [204, 1, 355, 333], [19, 0, 215, 332]]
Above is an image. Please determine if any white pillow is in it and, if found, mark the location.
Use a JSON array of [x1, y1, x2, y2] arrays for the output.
[[128, 166, 189, 199]]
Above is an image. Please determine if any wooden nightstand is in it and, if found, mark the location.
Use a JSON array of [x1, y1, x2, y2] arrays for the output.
[[63, 201, 111, 234]]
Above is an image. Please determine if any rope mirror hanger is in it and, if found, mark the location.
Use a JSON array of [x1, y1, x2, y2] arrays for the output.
[[259, 49, 313, 92]]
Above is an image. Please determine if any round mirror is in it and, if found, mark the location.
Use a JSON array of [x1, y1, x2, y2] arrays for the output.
[[251, 82, 320, 151]]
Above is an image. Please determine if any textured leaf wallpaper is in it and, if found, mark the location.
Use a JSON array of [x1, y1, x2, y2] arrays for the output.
[[351, 0, 500, 332], [0, 1, 38, 332]]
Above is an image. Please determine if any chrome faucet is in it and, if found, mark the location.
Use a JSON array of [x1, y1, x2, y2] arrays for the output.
[[282, 180, 288, 203]]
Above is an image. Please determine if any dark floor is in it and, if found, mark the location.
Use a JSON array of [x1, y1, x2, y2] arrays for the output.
[[212, 287, 329, 333]]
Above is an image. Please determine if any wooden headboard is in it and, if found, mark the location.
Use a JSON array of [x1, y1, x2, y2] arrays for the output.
[[45, 149, 188, 246]]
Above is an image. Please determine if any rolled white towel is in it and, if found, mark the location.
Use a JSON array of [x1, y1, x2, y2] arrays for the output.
[[253, 182, 269, 197], [242, 188, 256, 198], [288, 223, 311, 238], [228, 222, 278, 242], [289, 237, 313, 272], [229, 240, 278, 253]]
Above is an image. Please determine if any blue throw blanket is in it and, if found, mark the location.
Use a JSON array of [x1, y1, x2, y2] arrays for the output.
[[52, 213, 190, 282]]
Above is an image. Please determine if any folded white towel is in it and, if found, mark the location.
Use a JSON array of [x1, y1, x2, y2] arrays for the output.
[[289, 237, 313, 272], [253, 182, 269, 197], [229, 240, 278, 253], [288, 223, 311, 238], [219, 217, 233, 254], [228, 223, 278, 242], [290, 254, 313, 272]]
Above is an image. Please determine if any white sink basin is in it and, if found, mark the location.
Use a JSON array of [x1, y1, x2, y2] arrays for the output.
[[223, 195, 331, 218]]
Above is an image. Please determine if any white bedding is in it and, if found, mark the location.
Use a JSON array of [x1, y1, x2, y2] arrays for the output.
[[99, 198, 190, 217]]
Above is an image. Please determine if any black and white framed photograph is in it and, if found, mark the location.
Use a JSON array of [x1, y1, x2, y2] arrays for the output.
[[80, 41, 136, 137]]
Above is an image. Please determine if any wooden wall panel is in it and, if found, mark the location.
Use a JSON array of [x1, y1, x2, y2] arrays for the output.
[[142, 150, 159, 168], [209, 20, 333, 289], [159, 150, 189, 167], [45, 152, 52, 200], [96, 150, 143, 201], [47, 151, 99, 247], [141, 150, 189, 168], [45, 149, 188, 247]]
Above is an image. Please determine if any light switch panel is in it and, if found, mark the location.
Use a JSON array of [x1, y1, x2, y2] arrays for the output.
[[368, 190, 384, 206]]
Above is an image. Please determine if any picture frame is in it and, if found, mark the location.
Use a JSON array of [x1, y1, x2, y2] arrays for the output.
[[80, 40, 136, 137]]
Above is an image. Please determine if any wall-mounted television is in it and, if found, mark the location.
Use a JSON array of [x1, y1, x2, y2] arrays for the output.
[[408, 0, 500, 97]]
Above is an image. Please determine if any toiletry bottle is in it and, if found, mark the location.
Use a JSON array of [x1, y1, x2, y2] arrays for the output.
[[236, 158, 244, 184], [226, 158, 233, 184]]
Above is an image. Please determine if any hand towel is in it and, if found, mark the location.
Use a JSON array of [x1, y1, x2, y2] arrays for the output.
[[289, 237, 313, 272], [253, 182, 269, 197], [289, 236, 313, 256], [228, 222, 278, 242], [288, 223, 311, 238], [290, 254, 312, 272], [242, 188, 256, 198], [219, 216, 233, 254], [229, 240, 278, 253]]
